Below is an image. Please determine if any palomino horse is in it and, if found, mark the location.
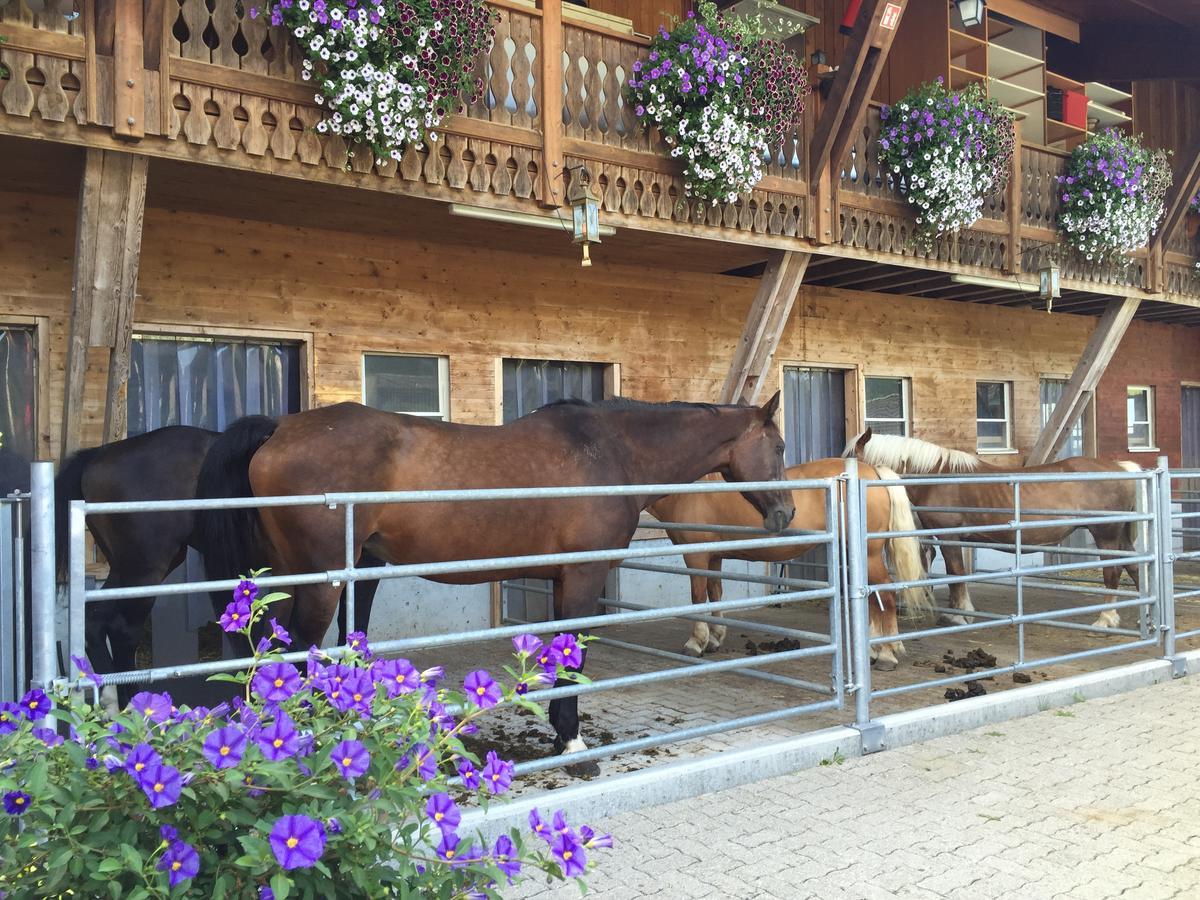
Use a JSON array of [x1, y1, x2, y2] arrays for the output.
[[650, 458, 930, 670], [844, 430, 1142, 629], [195, 396, 794, 770], [55, 426, 378, 708]]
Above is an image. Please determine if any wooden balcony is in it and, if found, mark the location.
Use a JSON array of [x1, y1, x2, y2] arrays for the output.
[[1, 0, 1197, 307]]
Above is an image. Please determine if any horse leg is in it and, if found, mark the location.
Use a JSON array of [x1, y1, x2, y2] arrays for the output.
[[106, 595, 157, 709], [941, 544, 975, 626], [84, 586, 121, 716], [705, 558, 727, 653], [547, 562, 609, 778], [286, 581, 343, 649], [681, 552, 712, 657], [336, 551, 383, 644], [868, 545, 902, 671]]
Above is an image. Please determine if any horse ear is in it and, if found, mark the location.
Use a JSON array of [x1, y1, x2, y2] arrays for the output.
[[854, 427, 873, 459], [759, 390, 781, 423]]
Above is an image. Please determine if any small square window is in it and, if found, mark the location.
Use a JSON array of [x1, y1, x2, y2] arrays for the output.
[[1127, 386, 1155, 450], [976, 381, 1013, 452], [865, 376, 909, 436], [363, 354, 449, 420]]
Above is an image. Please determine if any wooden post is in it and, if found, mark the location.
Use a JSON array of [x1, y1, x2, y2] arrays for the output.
[[113, 0, 144, 139], [1005, 124, 1022, 274], [63, 149, 149, 456], [1026, 297, 1140, 465], [720, 251, 811, 404], [538, 0, 564, 208]]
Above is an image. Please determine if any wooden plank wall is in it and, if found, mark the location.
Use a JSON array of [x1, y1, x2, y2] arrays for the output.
[[1133, 80, 1200, 163], [3, 184, 1149, 469]]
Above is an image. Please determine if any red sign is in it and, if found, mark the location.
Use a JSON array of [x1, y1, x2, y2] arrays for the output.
[[880, 2, 902, 30]]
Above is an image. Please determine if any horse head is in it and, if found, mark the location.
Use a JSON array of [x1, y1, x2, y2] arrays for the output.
[[842, 427, 874, 463], [724, 391, 794, 533]]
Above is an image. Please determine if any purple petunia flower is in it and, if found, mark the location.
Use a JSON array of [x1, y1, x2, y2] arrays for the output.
[[493, 834, 521, 881], [331, 739, 370, 780], [252, 661, 303, 703], [463, 670, 502, 709], [202, 726, 248, 770], [125, 743, 162, 778], [3, 791, 31, 815], [157, 840, 200, 888], [269, 618, 291, 646], [0, 702, 20, 734], [372, 658, 419, 697], [260, 888, 274, 900], [456, 758, 481, 790], [234, 579, 259, 604], [550, 634, 583, 670], [71, 654, 104, 687], [138, 763, 183, 809], [33, 727, 63, 747], [346, 631, 370, 657], [160, 824, 178, 842], [552, 831, 587, 877], [529, 808, 553, 843], [328, 668, 374, 717], [419, 666, 444, 688], [270, 815, 327, 870], [481, 751, 513, 795], [512, 634, 542, 659], [19, 688, 49, 721], [426, 792, 461, 835], [256, 712, 300, 761], [581, 824, 614, 849], [220, 598, 252, 633], [130, 691, 174, 724]]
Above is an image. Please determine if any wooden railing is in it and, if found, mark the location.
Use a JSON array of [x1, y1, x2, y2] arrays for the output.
[[0, 0, 1196, 300]]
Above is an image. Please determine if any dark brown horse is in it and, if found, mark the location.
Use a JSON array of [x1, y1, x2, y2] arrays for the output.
[[56, 426, 379, 710], [844, 430, 1142, 628], [195, 396, 794, 767]]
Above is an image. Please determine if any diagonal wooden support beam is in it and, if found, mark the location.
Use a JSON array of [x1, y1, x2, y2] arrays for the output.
[[809, 0, 907, 179], [1155, 138, 1200, 256], [1027, 297, 1140, 465], [720, 251, 811, 405], [63, 148, 149, 456]]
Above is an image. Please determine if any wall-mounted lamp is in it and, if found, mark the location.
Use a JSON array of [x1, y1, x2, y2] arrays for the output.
[[566, 166, 602, 267], [954, 0, 986, 28]]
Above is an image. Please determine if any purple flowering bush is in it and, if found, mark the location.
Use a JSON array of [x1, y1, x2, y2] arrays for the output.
[[0, 579, 612, 898], [1057, 128, 1172, 262], [878, 79, 1015, 249], [250, 0, 497, 165], [627, 0, 807, 204]]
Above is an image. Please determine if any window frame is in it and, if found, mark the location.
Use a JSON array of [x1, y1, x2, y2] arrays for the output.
[[361, 352, 451, 421], [976, 380, 1015, 454], [1126, 385, 1156, 451], [863, 375, 910, 437], [0, 317, 48, 460]]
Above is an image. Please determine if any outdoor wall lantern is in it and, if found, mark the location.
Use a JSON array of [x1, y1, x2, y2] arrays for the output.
[[1038, 259, 1061, 312], [567, 165, 601, 268], [954, 0, 986, 28]]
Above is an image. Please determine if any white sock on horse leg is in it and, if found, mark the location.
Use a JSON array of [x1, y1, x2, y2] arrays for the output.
[[563, 737, 588, 754]]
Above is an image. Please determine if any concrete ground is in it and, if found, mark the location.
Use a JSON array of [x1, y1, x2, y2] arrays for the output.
[[512, 674, 1200, 900]]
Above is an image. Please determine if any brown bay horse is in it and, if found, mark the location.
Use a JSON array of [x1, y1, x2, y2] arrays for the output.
[[649, 459, 930, 670], [195, 396, 795, 768], [844, 431, 1142, 629]]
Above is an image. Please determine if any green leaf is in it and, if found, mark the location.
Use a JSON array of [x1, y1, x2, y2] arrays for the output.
[[119, 842, 143, 872], [96, 857, 124, 874], [26, 758, 48, 795], [207, 672, 246, 685], [270, 872, 292, 900]]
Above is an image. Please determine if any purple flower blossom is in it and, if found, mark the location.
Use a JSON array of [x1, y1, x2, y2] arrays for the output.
[[269, 618, 291, 646], [550, 633, 583, 669], [71, 654, 103, 687], [130, 691, 174, 724], [3, 791, 31, 815], [234, 579, 259, 604], [512, 634, 542, 658], [529, 808, 553, 843], [256, 711, 300, 761], [481, 750, 513, 795], [581, 824, 614, 849], [0, 702, 20, 734], [331, 739, 371, 780], [19, 688, 49, 721], [494, 834, 521, 881], [426, 792, 461, 834], [33, 727, 63, 747], [372, 657, 419, 697], [552, 831, 587, 877], [219, 598, 252, 633], [202, 726, 248, 769], [435, 832, 461, 864], [252, 661, 303, 703], [160, 824, 178, 842], [138, 763, 183, 809], [157, 840, 200, 888], [125, 743, 162, 778], [463, 670, 502, 709], [346, 631, 370, 657], [270, 815, 327, 870], [457, 758, 481, 790]]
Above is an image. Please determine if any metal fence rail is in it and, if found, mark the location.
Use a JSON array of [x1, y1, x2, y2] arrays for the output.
[[14, 456, 1196, 783]]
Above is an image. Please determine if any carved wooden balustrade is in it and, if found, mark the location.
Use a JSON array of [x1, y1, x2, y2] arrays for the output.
[[0, 0, 1196, 302]]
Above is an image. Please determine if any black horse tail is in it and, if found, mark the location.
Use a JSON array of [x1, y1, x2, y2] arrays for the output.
[[194, 416, 279, 587], [54, 447, 102, 581]]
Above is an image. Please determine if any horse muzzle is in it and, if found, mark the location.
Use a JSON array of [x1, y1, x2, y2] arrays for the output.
[[763, 505, 795, 534]]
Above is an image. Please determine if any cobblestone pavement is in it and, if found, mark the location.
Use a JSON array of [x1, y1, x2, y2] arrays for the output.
[[512, 675, 1200, 900]]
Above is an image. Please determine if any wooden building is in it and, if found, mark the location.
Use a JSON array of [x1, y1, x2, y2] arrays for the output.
[[2, 0, 1200, 631]]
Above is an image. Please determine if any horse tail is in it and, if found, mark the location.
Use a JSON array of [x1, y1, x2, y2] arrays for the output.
[[194, 416, 279, 585], [876, 464, 932, 616], [54, 447, 102, 581], [1115, 460, 1144, 555]]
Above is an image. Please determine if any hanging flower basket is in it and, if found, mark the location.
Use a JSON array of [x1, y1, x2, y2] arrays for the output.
[[877, 79, 1015, 249], [627, 0, 807, 205], [1056, 128, 1172, 262], [252, 0, 497, 165]]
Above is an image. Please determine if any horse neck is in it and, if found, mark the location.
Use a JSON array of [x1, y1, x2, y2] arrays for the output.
[[612, 406, 752, 487]]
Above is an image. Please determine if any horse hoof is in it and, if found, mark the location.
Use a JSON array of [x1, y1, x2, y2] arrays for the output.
[[565, 759, 601, 779], [682, 642, 704, 658], [939, 614, 970, 627], [873, 657, 898, 672], [705, 637, 722, 653]]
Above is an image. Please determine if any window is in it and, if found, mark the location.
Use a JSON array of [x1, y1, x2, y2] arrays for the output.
[[976, 381, 1013, 452], [363, 354, 449, 420], [1127, 386, 1155, 450], [1040, 377, 1084, 460], [0, 327, 37, 463], [864, 376, 909, 437]]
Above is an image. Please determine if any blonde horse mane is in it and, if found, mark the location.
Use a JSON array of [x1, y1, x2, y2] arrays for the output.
[[843, 431, 982, 475]]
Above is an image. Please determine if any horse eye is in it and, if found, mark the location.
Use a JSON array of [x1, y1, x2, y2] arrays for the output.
[[776, 444, 785, 455]]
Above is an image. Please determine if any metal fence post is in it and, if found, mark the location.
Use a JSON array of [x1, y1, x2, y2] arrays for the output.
[[844, 457, 882, 752], [29, 462, 57, 690], [1157, 456, 1184, 676], [0, 502, 14, 702]]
